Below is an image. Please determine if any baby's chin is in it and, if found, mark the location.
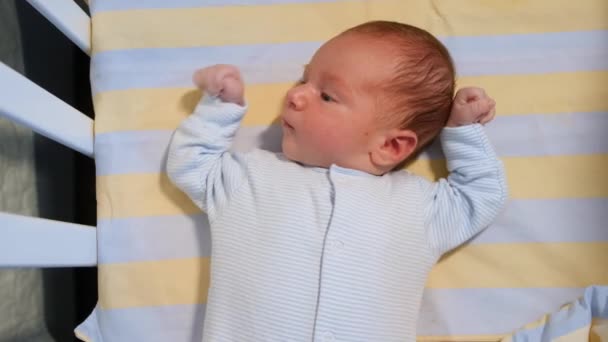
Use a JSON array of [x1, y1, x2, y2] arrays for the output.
[[281, 140, 329, 168], [281, 140, 302, 163]]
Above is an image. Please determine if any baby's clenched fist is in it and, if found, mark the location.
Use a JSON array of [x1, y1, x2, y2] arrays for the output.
[[193, 64, 245, 106], [447, 87, 496, 127]]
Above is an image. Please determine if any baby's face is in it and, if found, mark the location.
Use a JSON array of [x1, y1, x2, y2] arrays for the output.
[[280, 33, 395, 170]]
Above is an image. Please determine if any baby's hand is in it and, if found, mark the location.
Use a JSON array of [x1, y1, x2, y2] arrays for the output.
[[193, 64, 245, 106], [447, 87, 496, 127]]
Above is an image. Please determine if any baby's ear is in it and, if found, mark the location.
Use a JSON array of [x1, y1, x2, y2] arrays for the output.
[[370, 129, 418, 169]]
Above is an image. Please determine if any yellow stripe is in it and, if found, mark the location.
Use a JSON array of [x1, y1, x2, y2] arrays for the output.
[[554, 325, 591, 342], [97, 243, 606, 309], [94, 85, 284, 134], [504, 155, 608, 199], [97, 172, 200, 219], [74, 331, 91, 342], [590, 318, 608, 342], [94, 88, 200, 135], [427, 242, 608, 288], [94, 72, 608, 134], [99, 257, 210, 309], [91, 0, 608, 52], [409, 154, 608, 200], [97, 154, 608, 219], [459, 72, 608, 116]]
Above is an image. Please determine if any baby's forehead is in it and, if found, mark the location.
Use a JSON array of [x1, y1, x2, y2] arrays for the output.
[[315, 36, 399, 68]]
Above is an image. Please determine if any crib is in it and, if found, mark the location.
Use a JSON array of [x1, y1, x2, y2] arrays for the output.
[[0, 0, 96, 268], [1, 1, 607, 341]]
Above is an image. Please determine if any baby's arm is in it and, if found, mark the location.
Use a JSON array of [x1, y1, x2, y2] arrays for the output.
[[167, 65, 247, 218], [421, 87, 508, 256]]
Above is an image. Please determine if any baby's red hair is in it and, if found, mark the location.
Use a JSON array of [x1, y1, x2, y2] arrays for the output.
[[345, 21, 455, 151]]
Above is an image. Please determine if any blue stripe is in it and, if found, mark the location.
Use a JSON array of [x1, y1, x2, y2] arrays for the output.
[[95, 128, 281, 176], [95, 112, 608, 176], [91, 41, 318, 94], [485, 112, 608, 157], [96, 130, 171, 176], [94, 198, 608, 263], [424, 111, 608, 159], [470, 198, 608, 244], [444, 30, 608, 76], [418, 288, 589, 335], [91, 30, 608, 93], [97, 214, 210, 263], [90, 0, 342, 14], [77, 304, 206, 342]]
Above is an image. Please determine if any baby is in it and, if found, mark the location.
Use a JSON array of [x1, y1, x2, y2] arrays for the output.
[[168, 21, 507, 342]]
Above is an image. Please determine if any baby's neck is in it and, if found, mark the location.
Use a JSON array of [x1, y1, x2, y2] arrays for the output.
[[286, 156, 389, 176]]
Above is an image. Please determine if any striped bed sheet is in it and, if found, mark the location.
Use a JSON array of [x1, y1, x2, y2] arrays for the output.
[[76, 1, 608, 341]]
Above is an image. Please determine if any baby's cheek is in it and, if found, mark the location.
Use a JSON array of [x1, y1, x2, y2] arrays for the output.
[[301, 117, 348, 155], [318, 128, 335, 143], [314, 127, 349, 152]]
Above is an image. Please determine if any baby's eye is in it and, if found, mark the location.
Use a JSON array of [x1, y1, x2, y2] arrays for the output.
[[321, 92, 334, 102]]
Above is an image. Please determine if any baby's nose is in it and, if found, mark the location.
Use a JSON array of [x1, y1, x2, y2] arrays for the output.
[[287, 85, 308, 110]]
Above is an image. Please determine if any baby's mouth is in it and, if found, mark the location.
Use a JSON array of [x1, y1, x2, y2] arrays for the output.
[[282, 119, 295, 131]]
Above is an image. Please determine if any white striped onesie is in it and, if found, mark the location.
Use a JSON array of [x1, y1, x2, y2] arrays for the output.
[[167, 95, 508, 342]]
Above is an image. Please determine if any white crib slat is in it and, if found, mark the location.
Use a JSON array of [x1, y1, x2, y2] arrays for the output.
[[26, 0, 91, 55], [0, 62, 94, 157], [0, 213, 97, 267]]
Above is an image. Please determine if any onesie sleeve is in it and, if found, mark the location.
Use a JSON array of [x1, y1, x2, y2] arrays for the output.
[[419, 124, 508, 256], [167, 94, 249, 219]]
